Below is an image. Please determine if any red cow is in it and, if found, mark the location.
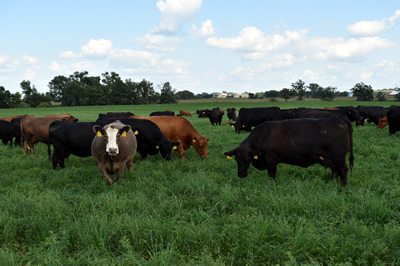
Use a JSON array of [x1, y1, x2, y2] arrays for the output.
[[179, 110, 192, 117]]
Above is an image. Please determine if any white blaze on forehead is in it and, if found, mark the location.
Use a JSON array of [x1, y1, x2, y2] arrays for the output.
[[106, 126, 120, 154]]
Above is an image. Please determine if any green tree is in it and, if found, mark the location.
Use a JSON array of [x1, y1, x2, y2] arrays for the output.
[[265, 90, 279, 102], [102, 72, 131, 105], [175, 90, 195, 100], [291, 79, 306, 101], [20, 80, 50, 107], [376, 91, 386, 101], [0, 86, 11, 108], [126, 79, 159, 104], [48, 75, 69, 102], [351, 82, 374, 101], [318, 86, 336, 101], [280, 88, 295, 102], [9, 92, 22, 108], [308, 83, 322, 98], [159, 82, 177, 104]]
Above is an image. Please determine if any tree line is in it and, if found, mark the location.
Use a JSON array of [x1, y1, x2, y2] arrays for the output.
[[0, 71, 398, 108]]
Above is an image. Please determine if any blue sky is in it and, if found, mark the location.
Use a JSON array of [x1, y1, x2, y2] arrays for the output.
[[1, 0, 399, 94]]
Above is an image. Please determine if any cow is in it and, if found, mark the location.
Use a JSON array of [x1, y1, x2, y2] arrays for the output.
[[10, 118, 21, 147], [92, 121, 137, 185], [150, 111, 175, 116], [324, 106, 362, 125], [131, 115, 209, 160], [386, 105, 400, 135], [20, 114, 78, 156], [206, 108, 224, 126], [224, 117, 354, 185], [96, 117, 180, 161], [227, 108, 237, 121], [377, 116, 388, 129], [196, 109, 209, 118], [234, 107, 281, 133], [294, 108, 347, 120], [98, 112, 135, 120], [0, 120, 13, 147], [357, 106, 386, 125], [178, 110, 192, 117], [0, 115, 23, 122]]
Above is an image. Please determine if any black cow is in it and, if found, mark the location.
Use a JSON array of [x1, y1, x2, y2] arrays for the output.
[[224, 117, 354, 185], [206, 108, 224, 126], [335, 106, 362, 124], [0, 120, 12, 147], [150, 111, 175, 116], [96, 117, 180, 161], [294, 108, 347, 120], [234, 107, 281, 133], [357, 106, 386, 125], [98, 112, 135, 120], [387, 105, 400, 135], [10, 117, 21, 147], [196, 109, 209, 118], [227, 108, 237, 121]]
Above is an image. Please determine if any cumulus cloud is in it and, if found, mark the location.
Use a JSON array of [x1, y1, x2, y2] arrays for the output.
[[60, 51, 80, 59], [206, 27, 306, 52], [347, 10, 400, 36], [48, 61, 67, 72], [133, 34, 182, 52], [191, 19, 215, 38], [81, 39, 113, 57], [152, 0, 202, 33]]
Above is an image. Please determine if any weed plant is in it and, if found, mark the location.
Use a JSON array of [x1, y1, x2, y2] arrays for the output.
[[0, 100, 399, 264]]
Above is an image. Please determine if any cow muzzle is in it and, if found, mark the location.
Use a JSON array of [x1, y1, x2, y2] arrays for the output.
[[107, 147, 119, 155]]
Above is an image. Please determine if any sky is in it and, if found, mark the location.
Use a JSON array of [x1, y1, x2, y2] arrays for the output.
[[1, 0, 399, 95]]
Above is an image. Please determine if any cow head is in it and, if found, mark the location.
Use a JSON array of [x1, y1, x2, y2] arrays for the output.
[[224, 148, 262, 178], [377, 116, 388, 129], [62, 115, 79, 123], [192, 136, 209, 158], [93, 124, 131, 156], [159, 141, 180, 160]]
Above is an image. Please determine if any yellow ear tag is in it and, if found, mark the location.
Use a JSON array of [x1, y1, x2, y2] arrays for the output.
[[226, 155, 232, 159], [134, 130, 139, 135], [231, 125, 234, 128], [173, 146, 177, 150], [97, 131, 102, 137], [192, 139, 196, 143], [242, 125, 245, 128], [156, 145, 159, 149], [253, 155, 258, 159], [122, 131, 127, 137]]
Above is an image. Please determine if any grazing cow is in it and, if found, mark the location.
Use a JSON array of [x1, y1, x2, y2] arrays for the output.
[[196, 109, 209, 118], [96, 117, 180, 161], [324, 106, 362, 125], [227, 108, 237, 121], [10, 118, 21, 147], [234, 107, 281, 133], [0, 120, 13, 147], [294, 108, 347, 120], [224, 117, 354, 185], [207, 108, 224, 126], [280, 108, 297, 120], [386, 105, 400, 135], [357, 106, 386, 125], [0, 115, 23, 122], [98, 112, 135, 120], [20, 115, 78, 155], [92, 121, 137, 185], [377, 116, 388, 129], [131, 115, 209, 160], [179, 110, 192, 117], [150, 111, 175, 116]]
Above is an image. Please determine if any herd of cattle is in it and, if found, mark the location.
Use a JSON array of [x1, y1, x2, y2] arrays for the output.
[[0, 105, 399, 185]]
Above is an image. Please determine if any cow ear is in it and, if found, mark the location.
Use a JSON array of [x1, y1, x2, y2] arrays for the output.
[[93, 125, 103, 136], [224, 149, 237, 159], [121, 125, 131, 137], [251, 151, 262, 160], [172, 142, 180, 150]]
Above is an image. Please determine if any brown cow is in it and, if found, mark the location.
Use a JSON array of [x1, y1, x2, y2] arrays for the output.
[[20, 115, 78, 155], [0, 115, 23, 122], [91, 121, 137, 185], [179, 110, 192, 117], [377, 116, 388, 129], [131, 115, 209, 160]]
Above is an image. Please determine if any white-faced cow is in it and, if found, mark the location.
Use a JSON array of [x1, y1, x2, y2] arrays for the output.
[[91, 121, 137, 185]]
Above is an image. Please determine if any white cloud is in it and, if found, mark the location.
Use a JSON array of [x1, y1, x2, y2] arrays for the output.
[[133, 34, 182, 52], [191, 19, 215, 38], [81, 39, 113, 58], [60, 51, 81, 59], [206, 27, 307, 52], [48, 61, 67, 72], [22, 55, 39, 65], [152, 0, 202, 33], [347, 10, 400, 36]]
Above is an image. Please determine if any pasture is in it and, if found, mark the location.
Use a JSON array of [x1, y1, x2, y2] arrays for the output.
[[1, 100, 400, 264]]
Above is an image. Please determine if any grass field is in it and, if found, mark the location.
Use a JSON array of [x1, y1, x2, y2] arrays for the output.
[[0, 99, 400, 264]]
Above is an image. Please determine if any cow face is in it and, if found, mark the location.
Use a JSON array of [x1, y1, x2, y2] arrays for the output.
[[93, 124, 131, 156], [192, 136, 209, 158], [377, 116, 388, 129], [159, 141, 180, 160], [225, 148, 261, 178]]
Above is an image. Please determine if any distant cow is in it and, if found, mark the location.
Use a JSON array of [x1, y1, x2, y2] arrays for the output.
[[150, 111, 175, 116], [92, 121, 137, 185], [207, 108, 224, 126], [227, 108, 237, 121], [386, 105, 400, 135], [132, 115, 209, 160], [98, 112, 135, 120], [196, 109, 209, 118], [20, 115, 78, 155], [235, 107, 281, 133], [96, 117, 180, 161], [179, 110, 192, 117], [0, 120, 13, 147], [224, 117, 354, 185], [357, 106, 386, 125]]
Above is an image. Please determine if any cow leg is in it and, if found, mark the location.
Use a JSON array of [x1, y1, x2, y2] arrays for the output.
[[114, 166, 125, 182], [266, 161, 277, 180], [175, 146, 186, 161], [98, 164, 113, 185], [126, 159, 133, 171]]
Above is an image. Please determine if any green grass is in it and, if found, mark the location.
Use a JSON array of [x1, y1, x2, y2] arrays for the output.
[[0, 99, 400, 264]]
